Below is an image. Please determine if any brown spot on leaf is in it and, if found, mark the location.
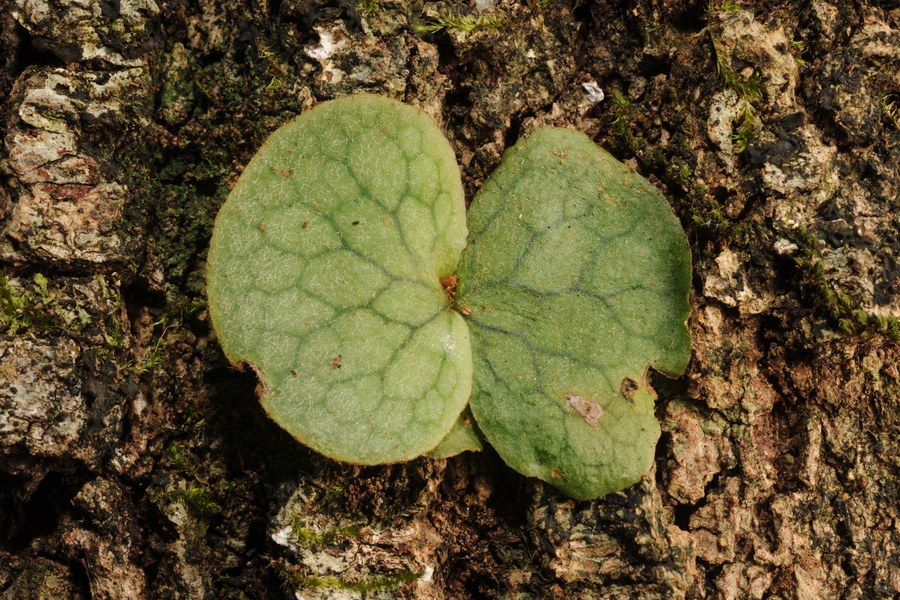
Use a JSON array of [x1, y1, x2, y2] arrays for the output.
[[330, 355, 342, 368], [564, 393, 604, 426], [621, 377, 639, 403], [281, 170, 291, 177], [441, 274, 459, 300], [551, 468, 562, 478], [248, 363, 268, 397]]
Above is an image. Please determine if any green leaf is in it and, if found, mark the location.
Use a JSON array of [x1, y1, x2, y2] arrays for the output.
[[455, 128, 691, 499], [208, 96, 693, 498], [425, 406, 485, 458], [207, 94, 473, 464]]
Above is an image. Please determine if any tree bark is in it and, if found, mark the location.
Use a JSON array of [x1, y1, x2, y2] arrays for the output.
[[2, 0, 900, 599]]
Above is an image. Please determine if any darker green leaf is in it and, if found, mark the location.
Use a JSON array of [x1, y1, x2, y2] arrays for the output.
[[455, 127, 691, 499]]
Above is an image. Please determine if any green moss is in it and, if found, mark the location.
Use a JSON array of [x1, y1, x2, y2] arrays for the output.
[[288, 517, 361, 547], [645, 149, 694, 193], [608, 96, 727, 237], [414, 10, 504, 36], [791, 226, 900, 341], [94, 274, 125, 349], [0, 273, 91, 335], [1, 273, 47, 333], [271, 560, 419, 593], [357, 0, 379, 17], [791, 39, 808, 69], [611, 91, 645, 153], [690, 193, 729, 231], [709, 32, 763, 153], [163, 483, 221, 517], [732, 98, 761, 153], [881, 92, 900, 130], [166, 444, 200, 477], [156, 482, 221, 540], [710, 0, 743, 12]]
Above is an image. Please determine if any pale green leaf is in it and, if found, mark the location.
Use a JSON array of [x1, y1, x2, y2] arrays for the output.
[[207, 94, 472, 464], [425, 406, 485, 458]]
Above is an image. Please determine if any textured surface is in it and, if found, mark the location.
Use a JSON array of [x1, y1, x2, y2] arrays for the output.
[[456, 127, 691, 499], [207, 94, 472, 464], [0, 66, 149, 269], [5, 0, 900, 598], [12, 0, 159, 67], [0, 275, 125, 462]]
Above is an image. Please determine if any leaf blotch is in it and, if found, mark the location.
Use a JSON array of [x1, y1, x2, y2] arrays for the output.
[[620, 378, 639, 404], [564, 393, 604, 426]]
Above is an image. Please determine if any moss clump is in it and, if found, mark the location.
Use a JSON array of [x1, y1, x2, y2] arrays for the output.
[[0, 273, 50, 333], [288, 516, 361, 548], [709, 32, 763, 153], [271, 560, 419, 594], [414, 11, 504, 36], [0, 273, 92, 335], [164, 483, 221, 516], [611, 91, 646, 154], [792, 226, 900, 341], [881, 92, 900, 130]]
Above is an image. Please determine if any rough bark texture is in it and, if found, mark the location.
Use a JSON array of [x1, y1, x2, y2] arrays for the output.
[[2, 0, 900, 599]]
